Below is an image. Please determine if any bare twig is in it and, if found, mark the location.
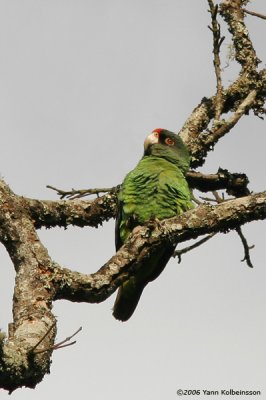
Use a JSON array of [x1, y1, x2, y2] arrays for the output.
[[191, 192, 203, 206], [174, 233, 217, 263], [199, 195, 220, 202], [31, 322, 57, 354], [243, 7, 266, 20], [199, 190, 255, 268], [236, 227, 255, 268], [47, 185, 115, 199], [208, 0, 225, 121], [33, 326, 82, 354], [200, 191, 226, 203], [212, 190, 224, 203]]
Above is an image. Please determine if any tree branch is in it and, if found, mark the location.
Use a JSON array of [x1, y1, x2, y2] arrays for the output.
[[202, 89, 258, 148], [242, 7, 266, 20], [173, 233, 217, 263], [1, 176, 265, 391], [46, 185, 116, 199], [236, 226, 255, 268], [25, 191, 117, 229], [220, 0, 260, 69], [0, 181, 57, 392], [19, 169, 250, 231], [186, 168, 250, 196], [208, 0, 225, 121], [179, 0, 265, 167], [48, 191, 266, 304]]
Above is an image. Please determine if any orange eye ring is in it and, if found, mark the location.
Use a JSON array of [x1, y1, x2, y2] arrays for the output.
[[165, 137, 175, 146]]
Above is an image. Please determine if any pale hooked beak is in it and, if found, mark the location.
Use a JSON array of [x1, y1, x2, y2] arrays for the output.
[[144, 131, 159, 151]]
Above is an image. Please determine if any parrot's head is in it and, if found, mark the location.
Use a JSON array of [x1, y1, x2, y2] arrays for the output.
[[144, 128, 191, 173]]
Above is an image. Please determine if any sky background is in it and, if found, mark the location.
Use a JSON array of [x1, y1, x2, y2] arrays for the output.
[[0, 1, 266, 399]]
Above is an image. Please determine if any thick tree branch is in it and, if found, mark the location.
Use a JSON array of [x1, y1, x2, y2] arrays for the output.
[[220, 0, 260, 69], [0, 182, 57, 392], [25, 191, 117, 229], [186, 169, 249, 196], [1, 176, 265, 391], [179, 0, 265, 167], [47, 191, 266, 304]]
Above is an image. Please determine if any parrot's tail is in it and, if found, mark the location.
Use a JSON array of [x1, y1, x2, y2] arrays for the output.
[[112, 245, 175, 321], [112, 280, 145, 322]]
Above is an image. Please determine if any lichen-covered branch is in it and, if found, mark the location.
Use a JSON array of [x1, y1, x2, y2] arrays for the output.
[[179, 0, 265, 167], [208, 0, 225, 120], [0, 177, 265, 391], [201, 89, 258, 148], [26, 191, 117, 229], [220, 0, 260, 70], [40, 191, 266, 304], [186, 168, 249, 196], [0, 181, 57, 392]]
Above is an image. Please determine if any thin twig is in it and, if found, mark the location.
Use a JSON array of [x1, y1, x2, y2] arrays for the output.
[[199, 191, 255, 268], [47, 185, 115, 199], [212, 190, 224, 203], [53, 327, 82, 350], [236, 227, 255, 268], [191, 192, 203, 206], [199, 196, 220, 202], [243, 7, 266, 20], [174, 233, 217, 263], [208, 0, 225, 121], [33, 326, 82, 354], [200, 191, 226, 203], [31, 322, 56, 354]]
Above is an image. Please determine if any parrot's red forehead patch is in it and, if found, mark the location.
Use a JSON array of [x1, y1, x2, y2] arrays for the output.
[[152, 128, 164, 136], [152, 128, 164, 134]]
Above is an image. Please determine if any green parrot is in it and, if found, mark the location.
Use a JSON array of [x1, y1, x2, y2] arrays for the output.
[[113, 128, 193, 321]]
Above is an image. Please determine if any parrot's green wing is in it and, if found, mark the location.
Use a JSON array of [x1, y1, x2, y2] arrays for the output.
[[113, 153, 193, 321]]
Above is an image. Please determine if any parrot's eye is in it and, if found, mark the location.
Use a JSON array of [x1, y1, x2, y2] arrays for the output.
[[165, 137, 175, 146]]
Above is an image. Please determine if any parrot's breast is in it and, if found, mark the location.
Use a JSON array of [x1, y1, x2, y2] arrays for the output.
[[118, 156, 193, 243]]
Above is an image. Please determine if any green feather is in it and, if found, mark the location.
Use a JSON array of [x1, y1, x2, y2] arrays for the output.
[[119, 156, 192, 243], [113, 130, 193, 321]]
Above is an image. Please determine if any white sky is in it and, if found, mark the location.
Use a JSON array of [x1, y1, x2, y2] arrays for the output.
[[0, 1, 266, 399]]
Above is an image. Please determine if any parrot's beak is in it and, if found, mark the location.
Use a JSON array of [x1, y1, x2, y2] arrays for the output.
[[144, 132, 159, 151]]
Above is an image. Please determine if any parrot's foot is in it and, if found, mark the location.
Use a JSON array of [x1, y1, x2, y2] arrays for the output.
[[132, 225, 151, 240], [146, 217, 162, 233]]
